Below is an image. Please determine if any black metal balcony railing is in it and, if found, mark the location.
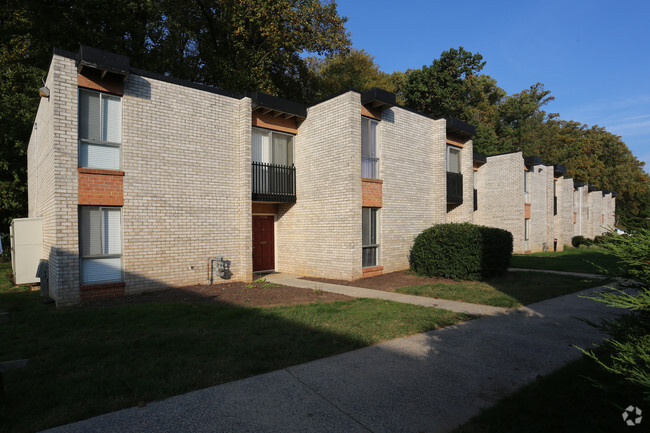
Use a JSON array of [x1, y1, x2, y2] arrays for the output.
[[252, 161, 296, 203], [447, 171, 463, 205], [553, 196, 558, 216]]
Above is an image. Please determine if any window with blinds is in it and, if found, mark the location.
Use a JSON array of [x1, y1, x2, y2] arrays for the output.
[[361, 117, 379, 179], [362, 207, 380, 267], [79, 89, 122, 170], [79, 206, 122, 284], [252, 128, 294, 166]]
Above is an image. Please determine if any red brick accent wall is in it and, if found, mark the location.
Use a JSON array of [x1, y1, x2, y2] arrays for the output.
[[78, 72, 124, 95], [362, 266, 383, 278], [362, 178, 383, 207], [80, 282, 126, 301], [78, 168, 124, 206]]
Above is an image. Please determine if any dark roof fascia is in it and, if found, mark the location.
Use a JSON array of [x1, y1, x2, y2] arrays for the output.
[[602, 190, 611, 196], [574, 181, 585, 188], [360, 87, 396, 110], [473, 152, 487, 164], [553, 164, 567, 177], [248, 91, 307, 119], [588, 184, 598, 192], [524, 156, 543, 167], [76, 45, 130, 77], [612, 191, 618, 197], [129, 67, 242, 100], [445, 117, 476, 138]]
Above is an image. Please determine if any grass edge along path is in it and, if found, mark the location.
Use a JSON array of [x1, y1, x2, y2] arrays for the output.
[[509, 248, 620, 275], [453, 352, 646, 433], [0, 281, 471, 433], [397, 271, 608, 308]]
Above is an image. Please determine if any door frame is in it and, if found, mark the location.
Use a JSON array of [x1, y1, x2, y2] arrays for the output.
[[252, 214, 275, 273]]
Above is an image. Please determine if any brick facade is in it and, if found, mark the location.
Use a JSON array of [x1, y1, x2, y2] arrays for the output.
[[78, 169, 124, 206], [27, 48, 618, 305]]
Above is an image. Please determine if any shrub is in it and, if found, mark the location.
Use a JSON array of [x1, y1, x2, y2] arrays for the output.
[[579, 228, 650, 401], [410, 223, 513, 280], [571, 235, 592, 248]]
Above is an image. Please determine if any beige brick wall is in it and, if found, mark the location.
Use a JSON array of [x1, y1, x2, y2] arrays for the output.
[[275, 91, 362, 279], [588, 191, 606, 237], [121, 74, 251, 293], [574, 185, 590, 238], [380, 107, 447, 273], [474, 152, 524, 253], [554, 177, 574, 250], [528, 164, 554, 252], [27, 58, 56, 299], [446, 138, 475, 224]]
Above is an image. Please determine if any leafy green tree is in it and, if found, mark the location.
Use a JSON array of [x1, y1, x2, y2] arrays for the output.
[[307, 48, 395, 101]]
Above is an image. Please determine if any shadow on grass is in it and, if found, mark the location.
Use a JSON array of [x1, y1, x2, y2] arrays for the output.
[[0, 282, 466, 433], [510, 249, 622, 275]]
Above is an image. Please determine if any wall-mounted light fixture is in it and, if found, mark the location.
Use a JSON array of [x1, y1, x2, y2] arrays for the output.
[[38, 74, 49, 98], [538, 167, 543, 173]]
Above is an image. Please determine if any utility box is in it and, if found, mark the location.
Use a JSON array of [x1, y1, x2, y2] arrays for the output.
[[10, 217, 43, 285]]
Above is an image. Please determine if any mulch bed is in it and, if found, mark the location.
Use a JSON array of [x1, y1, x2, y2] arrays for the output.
[[79, 281, 353, 309], [302, 270, 457, 292]]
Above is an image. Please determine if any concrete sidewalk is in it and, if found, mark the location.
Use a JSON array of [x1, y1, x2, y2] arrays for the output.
[[45, 284, 619, 433], [265, 273, 509, 316]]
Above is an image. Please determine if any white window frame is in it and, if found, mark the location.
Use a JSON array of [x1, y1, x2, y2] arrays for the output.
[[362, 207, 380, 268], [361, 117, 380, 179], [78, 88, 122, 170], [252, 127, 294, 166], [79, 206, 123, 284], [446, 145, 461, 173]]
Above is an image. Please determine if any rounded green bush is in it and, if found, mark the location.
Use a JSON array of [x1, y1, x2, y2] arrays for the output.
[[410, 223, 513, 280], [572, 235, 592, 248]]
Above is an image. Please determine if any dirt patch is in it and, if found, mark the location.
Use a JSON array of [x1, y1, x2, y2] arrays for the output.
[[78, 281, 353, 309], [302, 270, 457, 292]]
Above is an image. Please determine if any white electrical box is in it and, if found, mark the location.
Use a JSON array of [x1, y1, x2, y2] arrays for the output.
[[10, 217, 43, 285]]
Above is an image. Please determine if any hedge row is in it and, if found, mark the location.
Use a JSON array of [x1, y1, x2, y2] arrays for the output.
[[410, 223, 513, 280]]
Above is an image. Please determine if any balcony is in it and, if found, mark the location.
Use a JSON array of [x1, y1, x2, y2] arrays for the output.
[[447, 171, 463, 205], [252, 162, 296, 203]]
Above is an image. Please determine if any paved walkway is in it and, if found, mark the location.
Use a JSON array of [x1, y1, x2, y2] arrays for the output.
[[265, 273, 509, 316], [46, 284, 619, 433]]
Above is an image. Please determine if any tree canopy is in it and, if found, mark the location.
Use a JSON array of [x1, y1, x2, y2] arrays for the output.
[[0, 4, 648, 248]]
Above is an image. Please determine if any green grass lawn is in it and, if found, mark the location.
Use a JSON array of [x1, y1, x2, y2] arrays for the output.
[[453, 353, 646, 433], [510, 248, 620, 275], [397, 271, 607, 308], [0, 263, 470, 433]]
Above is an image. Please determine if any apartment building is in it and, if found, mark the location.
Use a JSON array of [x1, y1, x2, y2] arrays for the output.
[[25, 46, 614, 306]]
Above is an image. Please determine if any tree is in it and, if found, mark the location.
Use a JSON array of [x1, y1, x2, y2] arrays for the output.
[[307, 48, 395, 101]]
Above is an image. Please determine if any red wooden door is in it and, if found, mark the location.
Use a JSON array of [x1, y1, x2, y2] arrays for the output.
[[252, 215, 275, 272]]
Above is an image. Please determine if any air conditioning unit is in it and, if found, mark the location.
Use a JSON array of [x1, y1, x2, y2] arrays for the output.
[[10, 217, 43, 285]]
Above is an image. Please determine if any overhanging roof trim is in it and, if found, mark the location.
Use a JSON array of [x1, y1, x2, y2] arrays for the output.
[[249, 91, 307, 119], [602, 190, 611, 196], [524, 156, 543, 167], [76, 45, 130, 78], [574, 181, 585, 188], [554, 164, 567, 176], [473, 152, 487, 164], [445, 117, 476, 138], [360, 87, 396, 110], [588, 184, 598, 192]]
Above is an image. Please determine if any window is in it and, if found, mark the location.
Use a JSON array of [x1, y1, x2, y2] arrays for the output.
[[524, 170, 531, 203], [252, 128, 294, 166], [361, 117, 379, 179], [362, 208, 379, 267], [446, 145, 461, 173], [79, 206, 122, 284], [524, 218, 530, 251], [78, 89, 122, 170]]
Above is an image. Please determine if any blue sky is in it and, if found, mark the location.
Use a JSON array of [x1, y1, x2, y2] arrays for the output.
[[336, 0, 650, 170]]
